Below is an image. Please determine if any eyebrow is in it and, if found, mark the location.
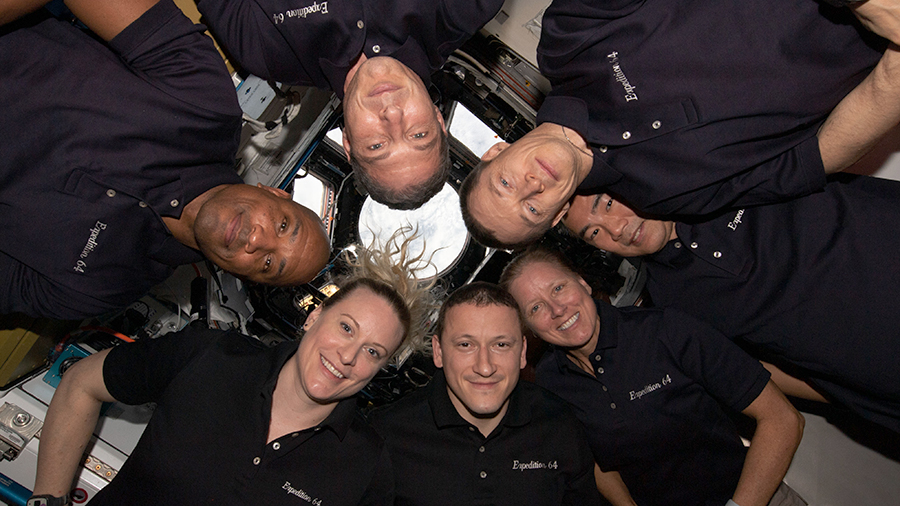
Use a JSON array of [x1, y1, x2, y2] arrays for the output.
[[275, 220, 302, 278], [578, 194, 603, 238]]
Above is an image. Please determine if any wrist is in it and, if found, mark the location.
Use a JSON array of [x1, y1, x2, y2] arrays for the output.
[[26, 493, 71, 506]]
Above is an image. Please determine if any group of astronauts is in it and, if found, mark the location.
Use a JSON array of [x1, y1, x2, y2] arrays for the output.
[[2, 0, 899, 505]]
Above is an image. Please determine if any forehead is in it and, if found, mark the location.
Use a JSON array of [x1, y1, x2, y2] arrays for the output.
[[443, 302, 522, 337], [510, 261, 570, 295]]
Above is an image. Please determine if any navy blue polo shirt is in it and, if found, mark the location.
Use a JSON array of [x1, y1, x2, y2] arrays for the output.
[[97, 327, 392, 505], [196, 0, 504, 97], [644, 174, 900, 433], [369, 370, 603, 506], [535, 301, 770, 506], [536, 0, 884, 216], [0, 1, 242, 319]]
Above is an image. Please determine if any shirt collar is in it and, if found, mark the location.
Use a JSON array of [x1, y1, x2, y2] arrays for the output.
[[262, 340, 358, 440], [550, 298, 619, 372], [320, 36, 433, 100]]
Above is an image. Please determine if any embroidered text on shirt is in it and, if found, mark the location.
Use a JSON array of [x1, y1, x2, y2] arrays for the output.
[[629, 374, 672, 400], [607, 52, 638, 102], [74, 220, 107, 273], [272, 1, 329, 24], [727, 209, 745, 231]]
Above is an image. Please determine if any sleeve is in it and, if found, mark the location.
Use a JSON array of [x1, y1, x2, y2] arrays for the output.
[[0, 252, 126, 320], [108, 0, 239, 116], [102, 326, 222, 405], [660, 309, 771, 412], [357, 443, 396, 506]]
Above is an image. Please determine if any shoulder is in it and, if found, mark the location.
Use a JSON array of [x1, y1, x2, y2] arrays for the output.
[[368, 385, 430, 431]]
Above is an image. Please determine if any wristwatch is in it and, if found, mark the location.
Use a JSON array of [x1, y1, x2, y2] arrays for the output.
[[26, 494, 71, 506]]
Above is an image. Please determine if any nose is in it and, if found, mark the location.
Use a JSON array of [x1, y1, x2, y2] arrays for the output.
[[337, 342, 359, 367], [523, 172, 545, 194], [599, 214, 626, 241], [473, 345, 497, 377], [244, 225, 272, 253], [380, 102, 403, 124], [548, 299, 567, 319]]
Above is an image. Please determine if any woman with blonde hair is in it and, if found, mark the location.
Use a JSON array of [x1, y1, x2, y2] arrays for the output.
[[28, 230, 438, 506]]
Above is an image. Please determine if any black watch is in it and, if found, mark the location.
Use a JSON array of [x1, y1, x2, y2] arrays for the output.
[[26, 494, 70, 506]]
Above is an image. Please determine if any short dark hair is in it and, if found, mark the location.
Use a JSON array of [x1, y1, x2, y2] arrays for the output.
[[434, 281, 524, 339], [459, 160, 545, 251], [351, 129, 450, 210]]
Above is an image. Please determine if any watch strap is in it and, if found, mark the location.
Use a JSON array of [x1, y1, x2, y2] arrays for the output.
[[26, 493, 71, 506]]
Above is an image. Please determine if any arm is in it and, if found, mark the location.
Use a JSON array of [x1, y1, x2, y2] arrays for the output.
[[818, 44, 900, 173], [851, 0, 900, 46], [32, 349, 117, 497], [594, 464, 637, 506], [0, 0, 47, 25], [60, 0, 160, 41], [761, 361, 829, 404], [730, 381, 804, 506]]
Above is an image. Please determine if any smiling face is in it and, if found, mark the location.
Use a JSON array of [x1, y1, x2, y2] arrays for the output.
[[193, 184, 330, 286], [563, 194, 677, 257], [507, 261, 600, 355], [342, 57, 446, 197], [293, 287, 405, 406], [466, 123, 590, 247], [433, 302, 526, 435]]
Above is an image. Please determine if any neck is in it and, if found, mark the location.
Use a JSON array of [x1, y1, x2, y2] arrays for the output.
[[268, 360, 336, 443], [161, 184, 230, 249], [554, 123, 593, 182], [448, 386, 508, 437]]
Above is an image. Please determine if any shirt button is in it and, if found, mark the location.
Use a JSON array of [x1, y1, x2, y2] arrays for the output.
[[594, 354, 602, 361], [106, 189, 116, 197], [273, 442, 281, 450], [372, 45, 381, 53], [479, 446, 485, 453], [602, 386, 608, 392], [252, 457, 261, 465], [480, 471, 487, 479], [652, 120, 662, 129], [598, 145, 608, 153], [138, 201, 148, 208], [468, 427, 475, 432], [713, 251, 722, 258], [597, 367, 605, 374], [314, 427, 321, 432], [357, 20, 364, 29], [170, 199, 179, 208], [292, 433, 299, 437], [622, 131, 631, 140], [610, 403, 617, 409], [690, 242, 699, 249], [674, 242, 682, 248]]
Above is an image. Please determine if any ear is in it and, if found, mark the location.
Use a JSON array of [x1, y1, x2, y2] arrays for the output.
[[434, 105, 446, 133], [341, 129, 353, 162], [431, 335, 443, 368], [577, 276, 593, 295], [303, 304, 325, 330], [519, 334, 528, 370], [481, 142, 510, 162], [258, 183, 292, 200], [551, 201, 572, 227]]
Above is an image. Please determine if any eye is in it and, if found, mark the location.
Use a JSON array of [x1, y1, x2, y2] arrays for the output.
[[279, 218, 288, 233], [263, 255, 272, 272], [366, 347, 381, 358], [606, 197, 614, 211], [496, 341, 510, 348], [500, 178, 510, 188], [589, 229, 600, 240], [341, 322, 351, 333], [529, 303, 541, 315], [368, 142, 383, 150], [527, 205, 539, 216], [412, 132, 426, 139], [553, 284, 563, 292]]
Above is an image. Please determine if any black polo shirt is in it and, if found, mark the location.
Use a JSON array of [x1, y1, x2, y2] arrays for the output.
[[97, 327, 392, 505], [369, 370, 603, 506], [644, 174, 900, 433], [536, 0, 884, 216], [196, 0, 503, 97], [0, 1, 242, 319], [535, 301, 770, 506]]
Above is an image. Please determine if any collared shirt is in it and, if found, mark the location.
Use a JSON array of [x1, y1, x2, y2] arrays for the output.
[[645, 174, 900, 433], [369, 370, 603, 506], [0, 1, 242, 319], [195, 0, 504, 97], [98, 327, 392, 505], [536, 301, 770, 506], [536, 0, 883, 216]]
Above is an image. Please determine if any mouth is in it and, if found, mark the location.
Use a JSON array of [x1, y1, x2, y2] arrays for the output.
[[628, 222, 644, 246], [320, 355, 345, 379], [558, 312, 579, 331], [225, 214, 241, 247], [368, 83, 401, 97], [536, 158, 559, 181]]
